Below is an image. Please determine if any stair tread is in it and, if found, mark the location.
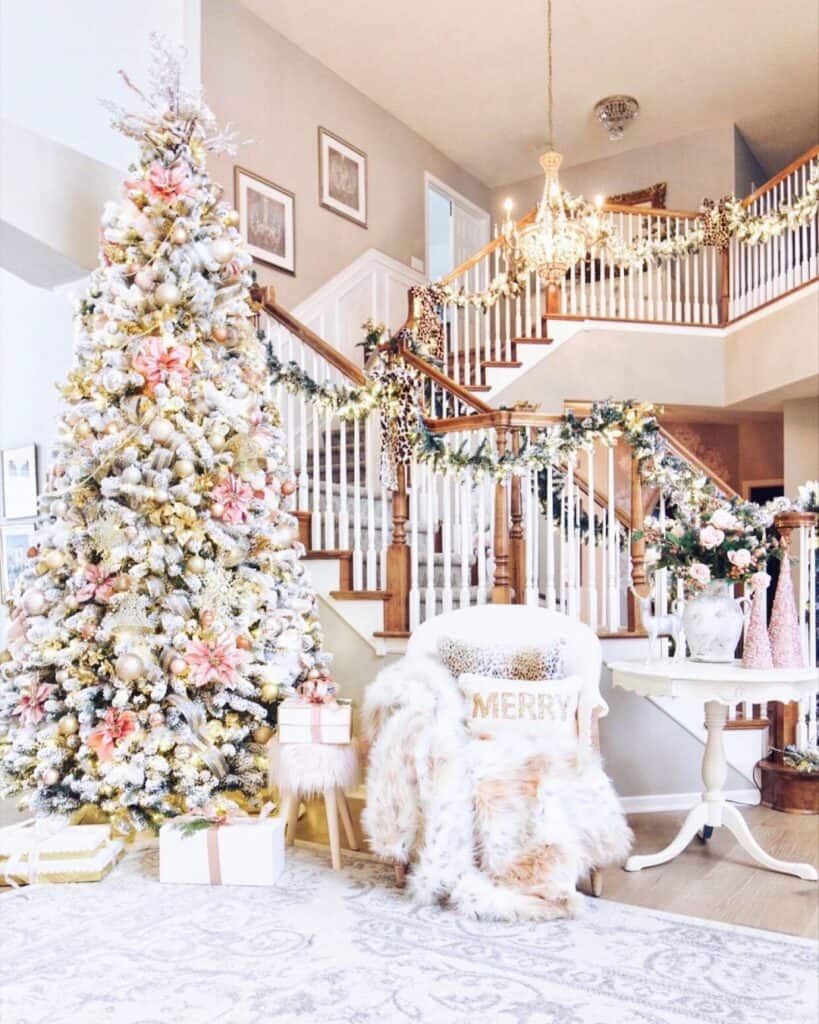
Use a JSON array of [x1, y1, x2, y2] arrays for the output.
[[329, 589, 391, 601], [304, 549, 353, 561], [512, 336, 553, 344], [466, 385, 492, 392], [481, 360, 523, 368]]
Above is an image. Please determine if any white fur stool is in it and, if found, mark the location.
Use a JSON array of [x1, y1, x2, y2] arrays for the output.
[[269, 740, 360, 870]]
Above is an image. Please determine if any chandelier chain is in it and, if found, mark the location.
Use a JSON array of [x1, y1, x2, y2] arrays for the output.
[[546, 0, 553, 149]]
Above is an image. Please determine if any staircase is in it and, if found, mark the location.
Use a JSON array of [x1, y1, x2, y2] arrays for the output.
[[253, 145, 819, 785]]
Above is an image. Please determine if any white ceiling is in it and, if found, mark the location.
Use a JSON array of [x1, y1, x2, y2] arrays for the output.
[[241, 0, 818, 187]]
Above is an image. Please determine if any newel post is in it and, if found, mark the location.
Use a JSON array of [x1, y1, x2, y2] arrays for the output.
[[718, 246, 730, 325], [628, 449, 648, 632], [490, 428, 513, 604], [384, 463, 411, 633], [509, 429, 526, 604]]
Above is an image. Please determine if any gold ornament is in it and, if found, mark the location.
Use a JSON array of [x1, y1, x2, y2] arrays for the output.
[[75, 421, 91, 439], [43, 550, 65, 571], [58, 714, 79, 736], [174, 459, 195, 479], [186, 555, 206, 574], [260, 682, 279, 702], [252, 724, 274, 744]]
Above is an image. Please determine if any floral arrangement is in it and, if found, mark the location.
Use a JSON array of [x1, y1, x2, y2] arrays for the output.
[[637, 501, 776, 592]]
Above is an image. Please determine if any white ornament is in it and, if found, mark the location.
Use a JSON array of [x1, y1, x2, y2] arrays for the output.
[[211, 239, 234, 264], [22, 588, 46, 616], [51, 500, 68, 518], [121, 466, 142, 485], [150, 418, 174, 443], [154, 282, 181, 307], [174, 459, 195, 479], [134, 268, 155, 291], [42, 769, 60, 786], [115, 653, 144, 682]]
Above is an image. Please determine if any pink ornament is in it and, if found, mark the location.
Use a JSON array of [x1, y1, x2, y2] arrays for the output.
[[210, 473, 254, 524], [185, 633, 246, 688], [76, 564, 116, 604], [742, 572, 773, 669], [769, 551, 805, 668], [88, 709, 136, 762], [132, 337, 192, 395], [142, 161, 194, 202], [14, 680, 55, 726]]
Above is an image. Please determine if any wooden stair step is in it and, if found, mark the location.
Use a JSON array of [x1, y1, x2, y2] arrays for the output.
[[329, 589, 391, 601], [466, 384, 492, 393], [304, 550, 353, 561], [481, 359, 523, 369], [512, 336, 553, 345]]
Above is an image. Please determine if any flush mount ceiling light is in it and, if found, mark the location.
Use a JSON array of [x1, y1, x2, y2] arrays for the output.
[[594, 95, 640, 141]]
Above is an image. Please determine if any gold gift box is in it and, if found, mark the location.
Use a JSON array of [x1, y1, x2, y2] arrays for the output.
[[0, 824, 123, 885]]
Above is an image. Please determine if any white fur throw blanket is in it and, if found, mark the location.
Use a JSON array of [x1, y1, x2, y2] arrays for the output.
[[362, 657, 633, 921]]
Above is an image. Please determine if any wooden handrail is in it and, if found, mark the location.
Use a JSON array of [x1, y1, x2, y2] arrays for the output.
[[253, 285, 367, 386], [742, 143, 819, 208], [400, 350, 493, 415], [424, 410, 562, 432], [657, 425, 739, 500]]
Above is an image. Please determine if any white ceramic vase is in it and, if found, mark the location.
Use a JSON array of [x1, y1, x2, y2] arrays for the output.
[[682, 580, 746, 662]]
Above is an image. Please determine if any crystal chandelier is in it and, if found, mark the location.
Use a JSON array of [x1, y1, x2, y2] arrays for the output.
[[502, 0, 608, 288]]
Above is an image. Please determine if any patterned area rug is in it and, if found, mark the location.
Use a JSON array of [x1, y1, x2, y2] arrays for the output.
[[2, 846, 816, 1024]]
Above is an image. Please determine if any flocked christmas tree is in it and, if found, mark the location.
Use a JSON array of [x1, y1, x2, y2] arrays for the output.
[[0, 39, 330, 832]]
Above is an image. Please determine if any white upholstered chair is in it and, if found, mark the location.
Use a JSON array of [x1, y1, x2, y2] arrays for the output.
[[398, 604, 610, 895]]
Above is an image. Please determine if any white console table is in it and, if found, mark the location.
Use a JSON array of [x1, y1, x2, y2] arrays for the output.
[[608, 659, 818, 881]]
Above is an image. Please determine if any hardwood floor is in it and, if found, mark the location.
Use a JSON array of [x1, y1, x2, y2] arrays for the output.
[[597, 806, 819, 939]]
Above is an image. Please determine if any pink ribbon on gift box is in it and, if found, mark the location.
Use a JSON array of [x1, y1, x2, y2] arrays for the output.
[[177, 802, 274, 886]]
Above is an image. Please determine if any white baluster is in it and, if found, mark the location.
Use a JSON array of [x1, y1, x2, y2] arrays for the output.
[[587, 449, 598, 630], [337, 413, 349, 549], [545, 464, 556, 610], [352, 417, 363, 588], [566, 463, 578, 618], [324, 403, 335, 550], [476, 434, 488, 606], [298, 346, 309, 512], [311, 353, 322, 548], [409, 458, 421, 630], [459, 464, 472, 609], [365, 416, 377, 589], [607, 445, 620, 631], [379, 457, 389, 591], [424, 462, 437, 620], [441, 467, 454, 613]]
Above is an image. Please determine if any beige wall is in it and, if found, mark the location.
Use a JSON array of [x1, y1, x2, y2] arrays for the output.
[[490, 123, 738, 226], [202, 0, 491, 308], [724, 288, 819, 407], [784, 398, 819, 492]]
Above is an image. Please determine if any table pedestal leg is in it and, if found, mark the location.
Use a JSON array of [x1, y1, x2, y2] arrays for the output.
[[625, 700, 817, 881]]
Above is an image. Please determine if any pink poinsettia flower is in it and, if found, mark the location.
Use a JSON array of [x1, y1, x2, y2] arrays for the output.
[[185, 634, 245, 689], [145, 161, 194, 202], [77, 564, 116, 604], [211, 473, 254, 524], [133, 337, 192, 394], [88, 709, 137, 763], [14, 680, 55, 727]]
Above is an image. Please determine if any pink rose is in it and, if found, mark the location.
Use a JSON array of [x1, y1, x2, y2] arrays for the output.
[[689, 562, 711, 586], [710, 508, 740, 531], [727, 548, 752, 570], [699, 525, 725, 550]]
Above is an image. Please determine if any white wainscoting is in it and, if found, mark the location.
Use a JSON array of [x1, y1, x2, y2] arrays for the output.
[[292, 249, 427, 365]]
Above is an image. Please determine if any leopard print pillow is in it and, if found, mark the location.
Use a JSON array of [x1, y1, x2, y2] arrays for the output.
[[437, 635, 565, 680]]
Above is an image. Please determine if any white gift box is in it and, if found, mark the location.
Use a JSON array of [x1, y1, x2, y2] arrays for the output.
[[159, 816, 286, 886], [277, 697, 352, 744], [0, 822, 123, 885]]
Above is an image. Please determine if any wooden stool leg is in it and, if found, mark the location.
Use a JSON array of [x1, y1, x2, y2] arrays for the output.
[[336, 788, 359, 851], [394, 862, 407, 888], [282, 793, 299, 846], [324, 787, 342, 870]]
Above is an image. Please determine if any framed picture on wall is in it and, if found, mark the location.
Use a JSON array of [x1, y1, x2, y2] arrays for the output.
[[0, 520, 36, 602], [1, 445, 38, 519], [234, 167, 296, 275], [606, 182, 667, 209], [318, 127, 367, 228]]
